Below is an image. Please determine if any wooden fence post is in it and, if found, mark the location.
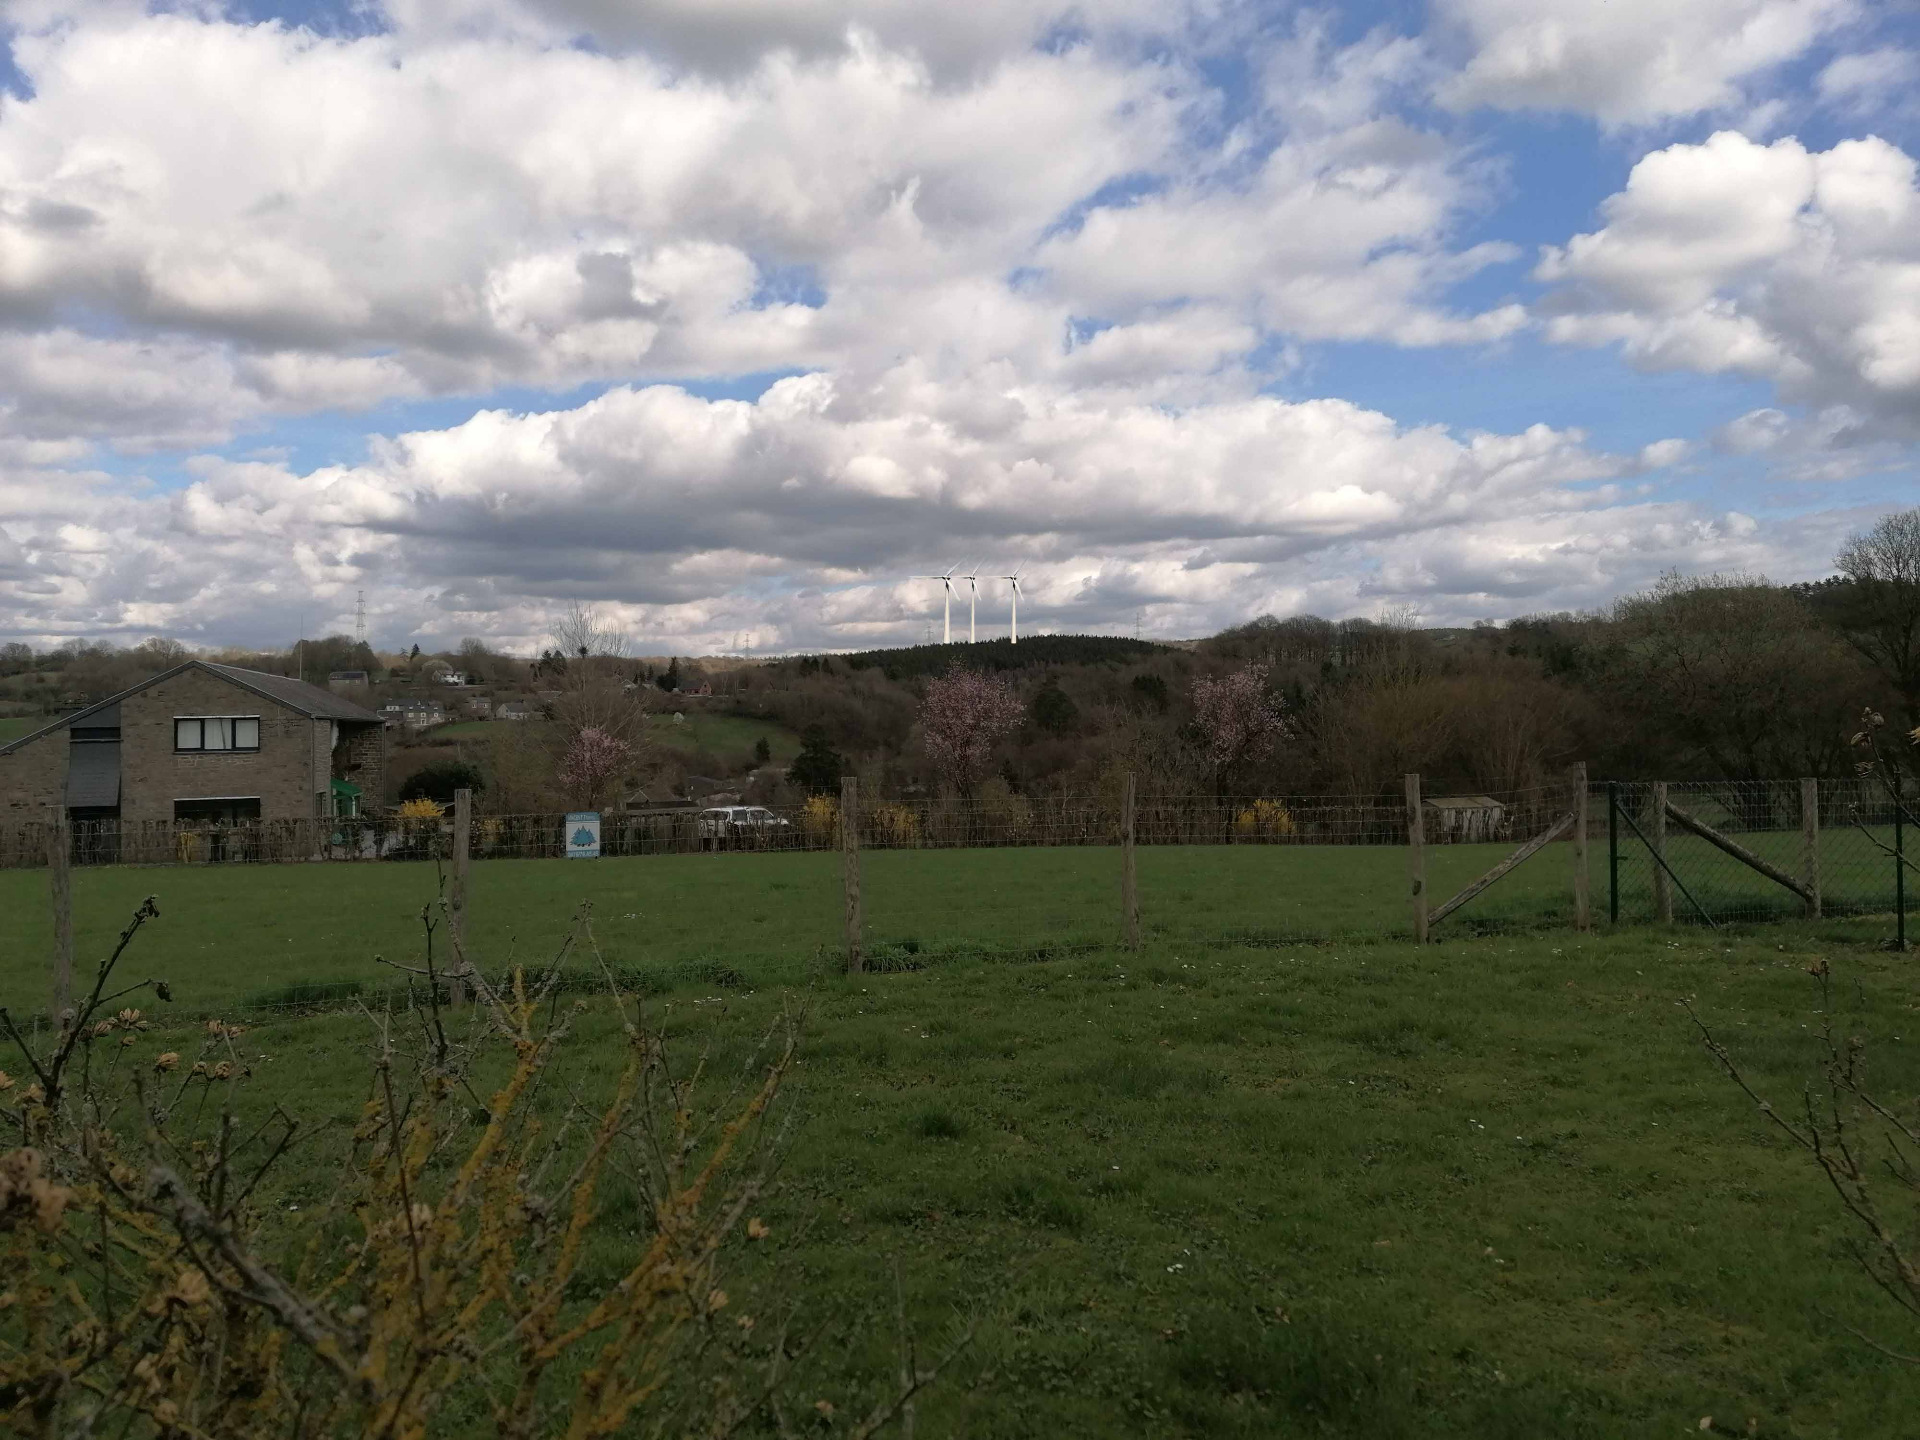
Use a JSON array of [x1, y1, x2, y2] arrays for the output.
[[1800, 777, 1821, 920], [1571, 762, 1590, 932], [1405, 773, 1428, 944], [842, 775, 863, 974], [1121, 773, 1140, 950], [1651, 781, 1672, 923], [449, 788, 472, 1006], [48, 812, 73, 1024]]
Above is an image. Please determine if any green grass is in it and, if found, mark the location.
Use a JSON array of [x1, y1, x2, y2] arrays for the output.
[[0, 715, 45, 743], [642, 710, 804, 763], [427, 719, 501, 738], [1, 834, 1906, 1017], [27, 915, 1920, 1435]]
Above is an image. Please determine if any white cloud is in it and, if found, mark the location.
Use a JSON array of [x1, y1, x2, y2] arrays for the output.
[[0, 4, 1548, 462], [1435, 0, 1855, 125], [0, 15, 1184, 418], [0, 4, 1900, 652], [1537, 131, 1920, 435], [0, 362, 1842, 650], [381, 0, 1175, 79], [1817, 47, 1920, 114]]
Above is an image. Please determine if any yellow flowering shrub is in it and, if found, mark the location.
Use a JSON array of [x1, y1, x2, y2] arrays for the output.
[[873, 803, 923, 847], [1233, 798, 1296, 840], [800, 794, 839, 842]]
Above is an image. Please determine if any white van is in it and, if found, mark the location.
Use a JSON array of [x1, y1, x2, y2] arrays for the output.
[[695, 805, 792, 848]]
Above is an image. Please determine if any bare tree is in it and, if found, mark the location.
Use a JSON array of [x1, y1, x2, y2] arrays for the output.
[[1595, 572, 1875, 788], [483, 721, 560, 814], [1836, 507, 1920, 727], [551, 601, 631, 661]]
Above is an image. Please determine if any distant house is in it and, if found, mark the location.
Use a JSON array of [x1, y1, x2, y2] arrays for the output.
[[381, 699, 447, 731], [327, 670, 371, 692], [495, 700, 538, 721], [0, 661, 386, 825]]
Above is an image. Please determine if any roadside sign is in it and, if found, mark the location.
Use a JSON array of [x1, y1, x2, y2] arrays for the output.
[[565, 811, 601, 859]]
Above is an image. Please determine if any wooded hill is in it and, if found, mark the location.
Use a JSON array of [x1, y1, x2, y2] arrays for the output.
[[830, 634, 1169, 680], [725, 513, 1920, 803], [5, 510, 1916, 807]]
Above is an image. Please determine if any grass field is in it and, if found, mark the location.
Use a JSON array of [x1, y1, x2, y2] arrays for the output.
[[2, 828, 1907, 1018], [1, 841, 1590, 1014], [0, 714, 42, 743], [10, 895, 1920, 1434]]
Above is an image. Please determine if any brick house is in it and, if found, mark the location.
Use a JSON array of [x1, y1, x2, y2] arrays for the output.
[[0, 661, 387, 826]]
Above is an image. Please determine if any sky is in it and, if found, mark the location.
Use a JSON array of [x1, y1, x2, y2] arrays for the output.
[[0, 0, 1917, 655]]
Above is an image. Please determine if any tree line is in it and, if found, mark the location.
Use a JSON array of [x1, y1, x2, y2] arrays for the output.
[[741, 508, 1920, 802]]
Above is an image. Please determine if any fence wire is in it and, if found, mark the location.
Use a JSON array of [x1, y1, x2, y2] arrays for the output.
[[1, 787, 1582, 868], [1, 777, 1909, 1029], [1604, 778, 1911, 927]]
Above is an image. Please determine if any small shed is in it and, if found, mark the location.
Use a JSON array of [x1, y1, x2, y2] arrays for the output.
[[1424, 794, 1507, 844]]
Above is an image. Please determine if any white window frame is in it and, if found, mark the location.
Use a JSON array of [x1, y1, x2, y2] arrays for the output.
[[174, 716, 261, 753]]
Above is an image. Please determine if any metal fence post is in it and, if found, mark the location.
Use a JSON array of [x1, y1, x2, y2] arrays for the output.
[[1800, 777, 1821, 920], [1405, 773, 1427, 944], [1607, 781, 1619, 924], [48, 812, 73, 1024], [1121, 772, 1140, 950], [449, 788, 472, 1006], [1651, 781, 1672, 924], [1571, 762, 1590, 932], [842, 776, 864, 973], [1898, 788, 1907, 952]]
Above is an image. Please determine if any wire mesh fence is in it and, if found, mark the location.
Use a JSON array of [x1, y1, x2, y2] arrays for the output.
[[0, 785, 1581, 868], [1, 773, 1909, 1030], [1603, 777, 1911, 927]]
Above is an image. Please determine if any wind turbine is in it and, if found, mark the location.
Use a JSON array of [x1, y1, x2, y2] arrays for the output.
[[913, 566, 958, 644], [963, 563, 981, 644], [1001, 569, 1022, 644]]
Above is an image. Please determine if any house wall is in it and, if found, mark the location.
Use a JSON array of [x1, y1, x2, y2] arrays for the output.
[[118, 670, 321, 823], [335, 723, 386, 809], [309, 715, 332, 818], [0, 724, 68, 814]]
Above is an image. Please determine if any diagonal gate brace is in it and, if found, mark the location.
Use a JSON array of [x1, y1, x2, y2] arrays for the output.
[[1615, 802, 1717, 928], [1663, 800, 1813, 904], [1431, 811, 1574, 928]]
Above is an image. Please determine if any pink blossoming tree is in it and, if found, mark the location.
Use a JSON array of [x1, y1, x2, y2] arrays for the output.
[[920, 668, 1025, 798], [558, 726, 633, 811], [1191, 661, 1288, 796]]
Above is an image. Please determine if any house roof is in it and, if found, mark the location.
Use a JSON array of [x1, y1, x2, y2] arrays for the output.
[[0, 660, 383, 755], [200, 664, 384, 722]]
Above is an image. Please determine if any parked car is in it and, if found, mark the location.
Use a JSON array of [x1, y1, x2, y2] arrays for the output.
[[696, 805, 792, 848]]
